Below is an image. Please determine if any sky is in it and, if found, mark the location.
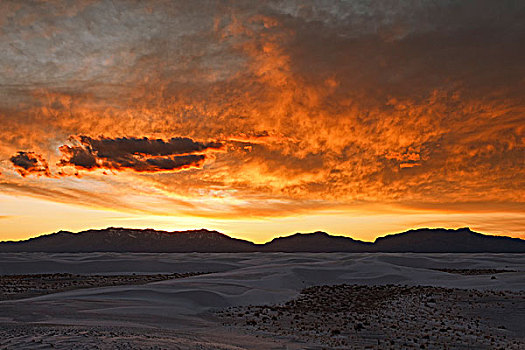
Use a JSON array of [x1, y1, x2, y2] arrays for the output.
[[0, 0, 524, 243]]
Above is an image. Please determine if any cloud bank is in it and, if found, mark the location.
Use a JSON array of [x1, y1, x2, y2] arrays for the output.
[[0, 0, 523, 236]]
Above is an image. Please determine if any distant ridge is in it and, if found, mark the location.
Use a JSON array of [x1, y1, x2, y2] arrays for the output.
[[0, 227, 524, 253], [373, 227, 525, 253], [0, 228, 257, 253], [262, 231, 373, 252]]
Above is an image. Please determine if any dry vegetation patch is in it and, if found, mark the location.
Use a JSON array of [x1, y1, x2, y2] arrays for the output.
[[431, 268, 517, 275], [217, 284, 525, 349], [0, 272, 206, 301]]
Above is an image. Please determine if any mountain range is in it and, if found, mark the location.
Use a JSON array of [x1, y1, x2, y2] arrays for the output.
[[0, 227, 524, 253]]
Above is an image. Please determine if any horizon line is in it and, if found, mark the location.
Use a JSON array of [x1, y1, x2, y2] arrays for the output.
[[3, 225, 524, 245]]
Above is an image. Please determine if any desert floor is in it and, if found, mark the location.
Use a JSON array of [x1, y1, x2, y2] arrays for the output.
[[1, 253, 524, 349]]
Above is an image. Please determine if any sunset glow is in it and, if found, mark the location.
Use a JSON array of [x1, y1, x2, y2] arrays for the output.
[[1, 1, 523, 242]]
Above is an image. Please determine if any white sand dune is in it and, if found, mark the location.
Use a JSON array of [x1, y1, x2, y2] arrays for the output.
[[1, 253, 524, 349]]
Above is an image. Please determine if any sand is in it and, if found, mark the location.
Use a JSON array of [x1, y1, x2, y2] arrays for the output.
[[0, 252, 524, 349]]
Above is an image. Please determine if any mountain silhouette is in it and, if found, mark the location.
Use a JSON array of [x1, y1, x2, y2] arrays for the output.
[[0, 228, 257, 253], [0, 227, 523, 253], [261, 231, 373, 252], [373, 227, 525, 252]]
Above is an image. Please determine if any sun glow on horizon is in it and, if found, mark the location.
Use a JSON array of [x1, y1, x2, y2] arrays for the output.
[[1, 194, 523, 244]]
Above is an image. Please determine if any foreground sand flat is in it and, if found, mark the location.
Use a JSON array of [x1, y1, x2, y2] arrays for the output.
[[0, 253, 524, 349], [0, 324, 281, 350]]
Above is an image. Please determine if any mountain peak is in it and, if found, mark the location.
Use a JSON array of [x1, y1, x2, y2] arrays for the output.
[[373, 227, 523, 252]]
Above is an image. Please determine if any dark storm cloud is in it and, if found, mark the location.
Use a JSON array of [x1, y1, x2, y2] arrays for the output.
[[58, 136, 219, 173], [79, 136, 222, 158], [9, 151, 51, 177], [58, 145, 98, 169], [144, 154, 206, 170]]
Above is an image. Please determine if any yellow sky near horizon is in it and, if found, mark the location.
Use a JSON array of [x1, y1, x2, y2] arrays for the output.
[[1, 193, 523, 243]]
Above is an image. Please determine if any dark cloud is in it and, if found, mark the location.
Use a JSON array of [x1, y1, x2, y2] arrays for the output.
[[79, 136, 222, 157], [144, 154, 206, 171], [58, 145, 98, 169], [9, 152, 51, 177], [58, 136, 218, 173]]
